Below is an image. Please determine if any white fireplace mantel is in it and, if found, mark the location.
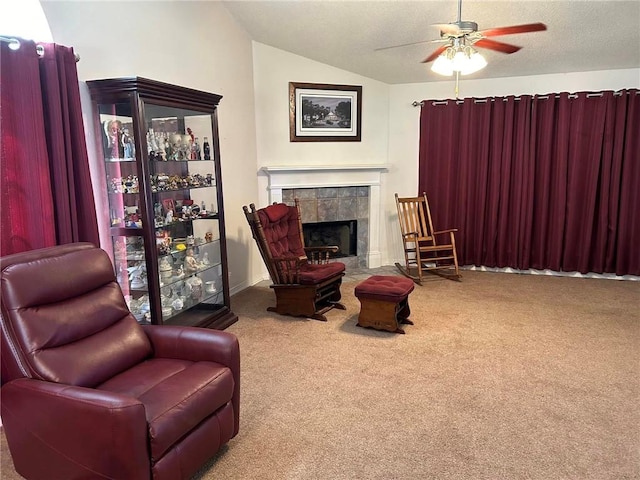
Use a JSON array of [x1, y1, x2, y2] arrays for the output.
[[260, 164, 389, 268], [260, 164, 389, 191]]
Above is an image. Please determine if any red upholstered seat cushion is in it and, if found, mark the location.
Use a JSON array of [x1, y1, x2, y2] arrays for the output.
[[354, 275, 415, 303], [299, 261, 345, 284], [97, 358, 234, 462]]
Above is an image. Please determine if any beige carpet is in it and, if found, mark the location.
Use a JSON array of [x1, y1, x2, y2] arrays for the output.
[[2, 270, 639, 479]]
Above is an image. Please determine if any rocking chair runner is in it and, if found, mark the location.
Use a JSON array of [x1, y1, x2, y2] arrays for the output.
[[395, 193, 461, 283], [243, 199, 346, 321]]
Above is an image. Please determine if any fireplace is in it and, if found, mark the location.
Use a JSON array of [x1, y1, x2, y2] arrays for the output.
[[260, 164, 389, 268], [303, 220, 357, 258]]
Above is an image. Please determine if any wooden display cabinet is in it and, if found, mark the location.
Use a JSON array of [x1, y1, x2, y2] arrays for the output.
[[87, 77, 237, 329]]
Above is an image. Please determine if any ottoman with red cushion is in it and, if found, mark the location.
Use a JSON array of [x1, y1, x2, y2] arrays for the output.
[[354, 275, 415, 334]]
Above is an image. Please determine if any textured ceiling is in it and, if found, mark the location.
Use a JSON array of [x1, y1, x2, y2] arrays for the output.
[[221, 0, 640, 84]]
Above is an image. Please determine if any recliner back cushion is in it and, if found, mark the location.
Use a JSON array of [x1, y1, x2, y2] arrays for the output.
[[258, 204, 305, 258], [1, 244, 152, 387]]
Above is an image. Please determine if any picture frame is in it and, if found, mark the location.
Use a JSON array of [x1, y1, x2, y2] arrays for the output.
[[289, 82, 362, 142]]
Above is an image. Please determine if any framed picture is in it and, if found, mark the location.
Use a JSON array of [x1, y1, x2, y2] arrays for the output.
[[289, 82, 362, 142]]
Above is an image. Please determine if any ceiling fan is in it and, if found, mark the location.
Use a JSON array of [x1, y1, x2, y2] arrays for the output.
[[378, 0, 547, 76]]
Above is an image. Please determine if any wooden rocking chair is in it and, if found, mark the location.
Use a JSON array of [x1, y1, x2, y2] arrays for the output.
[[243, 199, 347, 321], [395, 193, 461, 283]]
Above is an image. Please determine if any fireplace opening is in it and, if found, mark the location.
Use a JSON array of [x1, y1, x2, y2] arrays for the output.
[[303, 220, 357, 258]]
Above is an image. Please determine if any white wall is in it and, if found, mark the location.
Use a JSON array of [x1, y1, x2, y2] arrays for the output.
[[250, 42, 391, 283], [39, 0, 640, 286], [252, 43, 390, 200], [384, 69, 640, 264], [252, 43, 390, 166], [42, 0, 260, 293]]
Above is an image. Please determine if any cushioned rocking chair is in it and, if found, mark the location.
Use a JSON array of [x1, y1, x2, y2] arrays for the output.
[[395, 192, 461, 283], [243, 200, 346, 321]]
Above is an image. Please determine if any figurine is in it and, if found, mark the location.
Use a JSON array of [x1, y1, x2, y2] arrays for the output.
[[184, 248, 199, 274], [128, 265, 146, 289], [121, 128, 134, 159], [154, 202, 163, 219], [205, 281, 217, 294], [194, 137, 201, 160], [175, 265, 185, 279], [104, 119, 123, 159], [158, 257, 173, 280], [186, 275, 203, 301]]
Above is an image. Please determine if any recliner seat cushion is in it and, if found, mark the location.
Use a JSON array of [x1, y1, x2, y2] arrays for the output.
[[97, 357, 235, 461]]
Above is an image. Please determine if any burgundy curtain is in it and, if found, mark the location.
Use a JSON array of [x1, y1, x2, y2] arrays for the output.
[[418, 90, 639, 276], [1, 39, 98, 256]]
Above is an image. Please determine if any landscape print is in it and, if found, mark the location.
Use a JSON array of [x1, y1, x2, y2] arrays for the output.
[[300, 94, 352, 130]]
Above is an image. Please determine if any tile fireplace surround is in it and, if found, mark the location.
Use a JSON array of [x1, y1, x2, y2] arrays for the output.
[[261, 165, 389, 269]]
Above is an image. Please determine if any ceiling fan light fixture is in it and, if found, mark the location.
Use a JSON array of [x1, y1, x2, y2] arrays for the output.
[[460, 49, 487, 75], [430, 51, 455, 76], [431, 45, 487, 77]]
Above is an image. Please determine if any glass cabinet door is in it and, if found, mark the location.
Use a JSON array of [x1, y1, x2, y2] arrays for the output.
[[144, 104, 224, 324], [97, 103, 151, 323]]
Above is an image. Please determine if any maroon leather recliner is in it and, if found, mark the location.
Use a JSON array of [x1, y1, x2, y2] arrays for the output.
[[0, 243, 240, 480]]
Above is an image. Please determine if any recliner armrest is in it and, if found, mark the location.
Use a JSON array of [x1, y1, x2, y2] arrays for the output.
[[1, 377, 150, 479], [142, 325, 239, 367]]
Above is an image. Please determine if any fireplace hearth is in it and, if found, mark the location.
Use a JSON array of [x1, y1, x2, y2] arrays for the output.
[[303, 220, 357, 258]]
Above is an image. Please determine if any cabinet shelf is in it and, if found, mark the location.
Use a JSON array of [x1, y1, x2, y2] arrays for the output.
[[158, 238, 220, 258], [88, 76, 236, 330], [151, 159, 214, 164], [152, 185, 216, 193], [106, 157, 136, 163], [154, 215, 219, 231], [159, 261, 222, 290]]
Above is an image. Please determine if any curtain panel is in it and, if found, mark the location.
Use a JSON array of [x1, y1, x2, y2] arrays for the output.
[[0, 39, 98, 256], [418, 90, 639, 276]]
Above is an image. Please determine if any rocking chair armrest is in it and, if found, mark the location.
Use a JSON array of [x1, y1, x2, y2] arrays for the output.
[[304, 246, 339, 264], [433, 228, 458, 235], [402, 231, 419, 239], [272, 255, 307, 264]]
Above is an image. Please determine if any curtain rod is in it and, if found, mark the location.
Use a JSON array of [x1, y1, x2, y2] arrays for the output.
[[0, 35, 80, 62], [413, 89, 636, 106]]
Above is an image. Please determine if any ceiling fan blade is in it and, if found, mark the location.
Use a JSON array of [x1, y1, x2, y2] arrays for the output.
[[421, 45, 449, 63], [478, 22, 547, 37], [474, 38, 521, 54], [375, 39, 435, 52]]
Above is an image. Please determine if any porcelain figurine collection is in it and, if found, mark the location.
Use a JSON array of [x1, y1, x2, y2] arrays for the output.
[[146, 128, 210, 162]]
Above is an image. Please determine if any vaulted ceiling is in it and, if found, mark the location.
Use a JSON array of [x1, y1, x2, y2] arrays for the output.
[[222, 0, 640, 85]]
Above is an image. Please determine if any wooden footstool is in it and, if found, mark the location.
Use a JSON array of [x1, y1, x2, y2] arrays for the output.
[[354, 275, 415, 334]]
